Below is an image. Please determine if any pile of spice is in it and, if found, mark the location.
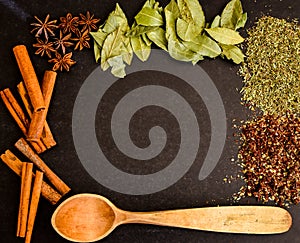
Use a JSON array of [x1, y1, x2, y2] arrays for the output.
[[235, 113, 300, 206], [240, 16, 300, 115], [30, 12, 100, 72], [233, 16, 300, 207]]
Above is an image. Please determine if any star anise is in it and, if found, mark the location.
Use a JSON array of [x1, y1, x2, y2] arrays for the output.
[[54, 30, 74, 54], [78, 11, 100, 32], [49, 52, 76, 72], [33, 38, 56, 58], [73, 29, 90, 51], [30, 14, 58, 40], [59, 13, 79, 34]]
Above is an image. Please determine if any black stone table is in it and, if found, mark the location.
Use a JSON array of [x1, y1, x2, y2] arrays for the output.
[[0, 0, 299, 242]]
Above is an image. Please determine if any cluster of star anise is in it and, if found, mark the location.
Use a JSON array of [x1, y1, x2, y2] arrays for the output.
[[30, 12, 100, 72]]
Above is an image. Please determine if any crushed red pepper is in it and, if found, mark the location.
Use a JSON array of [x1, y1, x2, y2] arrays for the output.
[[234, 113, 300, 206]]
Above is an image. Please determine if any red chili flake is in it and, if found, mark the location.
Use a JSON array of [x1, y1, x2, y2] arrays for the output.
[[235, 113, 300, 206]]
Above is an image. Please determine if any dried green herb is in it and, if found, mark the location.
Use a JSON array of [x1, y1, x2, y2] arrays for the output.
[[205, 27, 244, 45], [134, 6, 163, 26], [90, 0, 247, 78], [220, 0, 245, 30], [219, 44, 244, 64], [183, 34, 221, 58], [129, 0, 166, 61], [240, 16, 300, 115], [130, 25, 152, 61], [91, 4, 133, 78]]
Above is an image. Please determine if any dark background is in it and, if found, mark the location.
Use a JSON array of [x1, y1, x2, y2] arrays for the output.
[[0, 0, 299, 242]]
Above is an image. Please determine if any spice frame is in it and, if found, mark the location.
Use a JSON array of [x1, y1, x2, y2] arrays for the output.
[[0, 0, 299, 243]]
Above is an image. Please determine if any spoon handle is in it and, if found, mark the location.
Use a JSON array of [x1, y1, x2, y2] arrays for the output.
[[121, 206, 291, 234]]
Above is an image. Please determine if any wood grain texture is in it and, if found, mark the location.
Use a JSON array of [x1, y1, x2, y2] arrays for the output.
[[52, 194, 292, 242]]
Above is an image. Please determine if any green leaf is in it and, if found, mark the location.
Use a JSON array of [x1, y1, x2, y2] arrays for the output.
[[141, 33, 152, 46], [220, 44, 244, 64], [135, 7, 164, 26], [143, 0, 163, 12], [147, 27, 168, 51], [90, 30, 108, 48], [235, 12, 247, 30], [122, 37, 133, 65], [220, 0, 243, 30], [176, 18, 197, 41], [168, 39, 196, 62], [101, 27, 124, 71], [93, 41, 101, 63], [205, 27, 244, 45], [108, 55, 126, 78], [165, 0, 180, 18], [211, 15, 221, 28], [184, 34, 221, 58], [165, 9, 178, 40], [103, 3, 129, 33], [126, 25, 158, 37], [191, 53, 204, 65], [131, 36, 151, 61], [177, 0, 205, 31]]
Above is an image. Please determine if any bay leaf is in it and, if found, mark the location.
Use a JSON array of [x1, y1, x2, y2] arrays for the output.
[[101, 27, 124, 71], [168, 38, 196, 62], [131, 36, 151, 61], [142, 33, 152, 46], [107, 55, 126, 78], [220, 44, 244, 64], [103, 4, 129, 33], [93, 41, 101, 62], [126, 25, 158, 37], [205, 27, 244, 45], [135, 7, 164, 26], [191, 53, 204, 65], [143, 0, 163, 12], [176, 18, 197, 41], [147, 27, 168, 51], [90, 30, 108, 48], [165, 9, 178, 40], [165, 0, 180, 19], [220, 0, 243, 30], [184, 34, 221, 58], [235, 12, 247, 30], [177, 0, 205, 31], [211, 15, 221, 28], [122, 36, 133, 65]]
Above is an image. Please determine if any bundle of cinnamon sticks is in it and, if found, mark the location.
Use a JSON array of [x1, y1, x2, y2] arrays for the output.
[[0, 45, 71, 243], [0, 45, 56, 153]]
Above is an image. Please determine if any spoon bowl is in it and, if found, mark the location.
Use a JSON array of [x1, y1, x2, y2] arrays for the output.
[[52, 193, 292, 242], [52, 194, 119, 242]]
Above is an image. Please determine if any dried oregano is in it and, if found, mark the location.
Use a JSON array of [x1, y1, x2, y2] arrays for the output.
[[240, 16, 300, 115]]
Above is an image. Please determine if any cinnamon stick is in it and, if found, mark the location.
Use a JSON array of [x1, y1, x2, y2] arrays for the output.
[[0, 88, 47, 153], [16, 162, 27, 237], [17, 82, 56, 149], [0, 150, 62, 205], [13, 45, 45, 112], [17, 162, 33, 238], [27, 70, 57, 142], [0, 89, 28, 135], [15, 138, 71, 196], [25, 170, 43, 243]]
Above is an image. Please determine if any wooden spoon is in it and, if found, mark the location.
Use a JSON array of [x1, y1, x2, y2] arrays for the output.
[[51, 193, 292, 242]]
